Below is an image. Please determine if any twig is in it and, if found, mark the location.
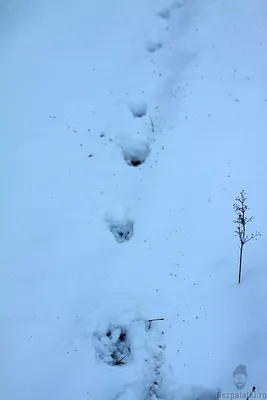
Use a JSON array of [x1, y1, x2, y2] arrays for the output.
[[114, 355, 127, 366], [147, 318, 164, 329], [149, 116, 155, 133], [148, 318, 165, 322]]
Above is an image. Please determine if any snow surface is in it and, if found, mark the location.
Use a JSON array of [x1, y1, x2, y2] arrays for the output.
[[1, 0, 267, 399]]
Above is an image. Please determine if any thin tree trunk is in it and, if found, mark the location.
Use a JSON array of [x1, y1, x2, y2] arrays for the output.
[[238, 243, 244, 284]]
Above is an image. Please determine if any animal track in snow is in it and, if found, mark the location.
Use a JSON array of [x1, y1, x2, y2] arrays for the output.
[[114, 318, 166, 399], [105, 209, 134, 243], [146, 38, 163, 53], [158, 0, 185, 19], [93, 325, 131, 366], [121, 137, 151, 167], [158, 8, 171, 20], [109, 220, 134, 243], [128, 101, 147, 118]]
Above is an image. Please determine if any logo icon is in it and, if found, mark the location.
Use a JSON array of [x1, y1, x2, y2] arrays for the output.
[[233, 364, 247, 390]]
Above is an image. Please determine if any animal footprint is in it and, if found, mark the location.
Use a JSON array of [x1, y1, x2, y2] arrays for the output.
[[158, 0, 185, 20], [128, 101, 147, 118], [145, 38, 163, 53], [121, 137, 151, 167]]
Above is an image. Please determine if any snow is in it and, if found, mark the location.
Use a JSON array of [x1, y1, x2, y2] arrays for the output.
[[1, 0, 267, 399]]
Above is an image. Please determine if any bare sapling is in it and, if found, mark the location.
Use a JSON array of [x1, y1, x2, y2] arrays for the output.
[[233, 190, 261, 284]]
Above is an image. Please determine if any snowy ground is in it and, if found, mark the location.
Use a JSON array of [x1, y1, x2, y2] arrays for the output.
[[1, 0, 267, 399]]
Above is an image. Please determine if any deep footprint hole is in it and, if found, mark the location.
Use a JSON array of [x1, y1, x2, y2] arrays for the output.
[[121, 140, 151, 167], [109, 219, 134, 243], [94, 326, 131, 366], [128, 101, 147, 118]]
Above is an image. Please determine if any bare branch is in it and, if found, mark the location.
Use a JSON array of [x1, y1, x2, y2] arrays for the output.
[[243, 232, 261, 244]]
